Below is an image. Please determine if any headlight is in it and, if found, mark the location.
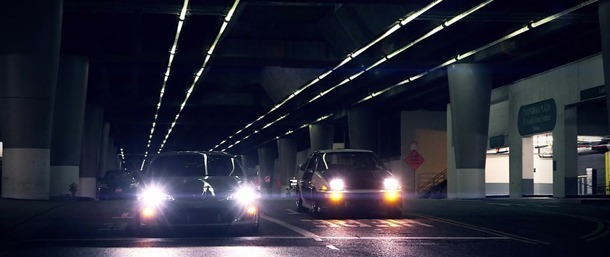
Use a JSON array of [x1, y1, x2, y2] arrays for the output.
[[138, 186, 174, 206], [329, 178, 345, 191], [383, 178, 400, 191], [229, 186, 259, 205]]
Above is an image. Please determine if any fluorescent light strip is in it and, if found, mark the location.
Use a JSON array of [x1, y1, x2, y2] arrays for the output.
[[140, 0, 190, 170], [212, 0, 442, 150], [154, 0, 241, 155], [355, 0, 596, 104]]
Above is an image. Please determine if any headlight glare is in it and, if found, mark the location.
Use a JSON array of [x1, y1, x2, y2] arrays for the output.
[[230, 186, 259, 205], [329, 178, 345, 191], [383, 178, 400, 191], [138, 186, 174, 206]]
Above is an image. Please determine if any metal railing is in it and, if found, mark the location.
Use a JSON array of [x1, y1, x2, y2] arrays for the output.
[[417, 168, 447, 194]]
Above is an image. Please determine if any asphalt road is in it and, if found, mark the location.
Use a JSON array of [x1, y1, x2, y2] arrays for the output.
[[1, 197, 609, 257]]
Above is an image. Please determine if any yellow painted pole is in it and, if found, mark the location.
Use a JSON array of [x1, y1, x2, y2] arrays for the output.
[[605, 152, 610, 195]]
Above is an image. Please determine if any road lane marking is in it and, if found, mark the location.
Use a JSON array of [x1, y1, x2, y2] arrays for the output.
[[326, 245, 340, 250], [540, 211, 610, 241], [28, 236, 513, 243], [410, 213, 550, 245], [261, 214, 323, 241]]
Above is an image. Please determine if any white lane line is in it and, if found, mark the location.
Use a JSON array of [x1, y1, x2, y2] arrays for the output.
[[346, 219, 372, 228], [261, 214, 323, 242], [27, 236, 512, 243], [326, 245, 340, 250], [411, 213, 550, 245]]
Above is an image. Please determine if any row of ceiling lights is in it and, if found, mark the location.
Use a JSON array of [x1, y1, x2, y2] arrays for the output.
[[138, 0, 241, 170], [216, 0, 493, 152], [133, 0, 596, 165], [222, 0, 598, 153], [211, 0, 447, 152]]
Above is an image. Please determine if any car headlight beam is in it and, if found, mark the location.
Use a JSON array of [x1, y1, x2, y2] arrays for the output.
[[383, 178, 400, 191], [231, 186, 259, 205], [138, 186, 174, 207], [329, 178, 345, 191]]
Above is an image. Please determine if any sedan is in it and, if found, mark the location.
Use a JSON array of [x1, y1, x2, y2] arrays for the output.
[[296, 149, 402, 218]]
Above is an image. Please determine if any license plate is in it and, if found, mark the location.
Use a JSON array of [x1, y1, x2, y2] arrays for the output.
[[115, 188, 123, 193]]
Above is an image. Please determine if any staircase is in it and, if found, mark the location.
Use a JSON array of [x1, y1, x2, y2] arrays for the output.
[[417, 169, 447, 198]]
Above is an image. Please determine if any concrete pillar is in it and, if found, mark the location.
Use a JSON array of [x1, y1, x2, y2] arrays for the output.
[[447, 63, 491, 199], [309, 123, 334, 151], [277, 138, 297, 197], [257, 146, 276, 197], [50, 56, 88, 197], [522, 137, 534, 196], [347, 108, 378, 151], [447, 105, 457, 199], [98, 123, 110, 178], [600, 0, 610, 131], [79, 104, 104, 198], [0, 0, 63, 200], [553, 106, 578, 197]]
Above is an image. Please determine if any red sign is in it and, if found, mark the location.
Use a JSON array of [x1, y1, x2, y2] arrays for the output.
[[405, 150, 424, 170]]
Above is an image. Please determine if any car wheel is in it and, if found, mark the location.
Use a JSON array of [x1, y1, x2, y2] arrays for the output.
[[296, 191, 307, 213], [311, 191, 325, 219]]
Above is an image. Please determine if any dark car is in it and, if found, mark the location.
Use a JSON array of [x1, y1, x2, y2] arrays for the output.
[[296, 149, 402, 218], [97, 169, 142, 200], [135, 151, 260, 233]]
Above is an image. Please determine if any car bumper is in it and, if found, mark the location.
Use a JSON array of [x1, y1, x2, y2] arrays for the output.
[[318, 190, 402, 212], [137, 199, 259, 228]]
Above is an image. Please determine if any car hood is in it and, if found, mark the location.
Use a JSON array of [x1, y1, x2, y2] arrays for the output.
[[148, 176, 244, 199], [322, 168, 392, 190]]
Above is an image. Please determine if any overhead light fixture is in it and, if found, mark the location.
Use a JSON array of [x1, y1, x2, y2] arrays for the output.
[[154, 0, 241, 155], [140, 0, 190, 170]]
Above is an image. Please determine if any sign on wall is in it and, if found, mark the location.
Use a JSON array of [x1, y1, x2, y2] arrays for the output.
[[518, 98, 557, 136]]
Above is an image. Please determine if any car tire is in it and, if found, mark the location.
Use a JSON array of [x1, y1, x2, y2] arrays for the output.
[[311, 190, 325, 219], [296, 191, 307, 213]]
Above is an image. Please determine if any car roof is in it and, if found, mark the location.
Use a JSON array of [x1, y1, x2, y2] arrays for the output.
[[314, 149, 374, 154], [153, 151, 237, 158]]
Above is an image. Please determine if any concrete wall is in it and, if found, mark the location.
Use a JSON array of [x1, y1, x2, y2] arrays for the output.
[[401, 110, 447, 195]]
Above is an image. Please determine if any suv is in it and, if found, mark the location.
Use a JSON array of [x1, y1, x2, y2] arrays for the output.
[[296, 149, 402, 218], [135, 151, 259, 233]]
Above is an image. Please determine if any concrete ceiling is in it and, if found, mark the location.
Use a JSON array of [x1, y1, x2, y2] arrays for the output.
[[60, 0, 602, 169]]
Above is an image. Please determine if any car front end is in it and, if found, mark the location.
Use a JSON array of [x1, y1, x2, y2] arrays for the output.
[[135, 180, 260, 231]]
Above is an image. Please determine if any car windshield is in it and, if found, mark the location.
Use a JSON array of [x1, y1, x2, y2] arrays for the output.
[[320, 152, 387, 171], [103, 170, 133, 181], [148, 153, 242, 177]]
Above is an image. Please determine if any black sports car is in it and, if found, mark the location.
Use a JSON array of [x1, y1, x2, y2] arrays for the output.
[[135, 151, 260, 233]]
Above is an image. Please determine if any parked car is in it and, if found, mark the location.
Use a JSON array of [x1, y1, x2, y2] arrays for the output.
[[97, 169, 142, 200], [296, 149, 402, 218], [135, 151, 260, 233]]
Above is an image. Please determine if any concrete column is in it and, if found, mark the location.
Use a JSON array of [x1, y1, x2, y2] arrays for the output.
[[98, 123, 110, 179], [277, 138, 297, 197], [447, 105, 457, 199], [309, 123, 334, 151], [522, 137, 534, 195], [553, 106, 578, 197], [50, 56, 89, 197], [257, 146, 276, 197], [79, 104, 104, 198], [447, 63, 492, 199], [0, 0, 63, 200], [600, 0, 610, 131], [347, 108, 378, 151]]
